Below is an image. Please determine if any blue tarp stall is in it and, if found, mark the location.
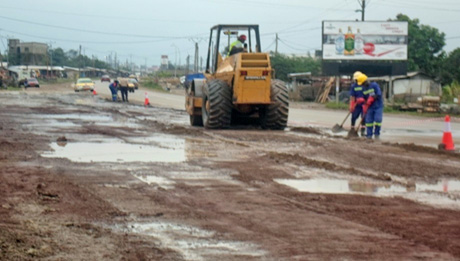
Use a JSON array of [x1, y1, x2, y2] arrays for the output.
[[184, 73, 205, 89]]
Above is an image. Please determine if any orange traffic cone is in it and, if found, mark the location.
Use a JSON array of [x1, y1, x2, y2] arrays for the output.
[[439, 115, 455, 151], [92, 89, 97, 95], [144, 92, 150, 107]]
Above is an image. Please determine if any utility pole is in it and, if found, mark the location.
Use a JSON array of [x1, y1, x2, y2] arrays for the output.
[[130, 54, 133, 73], [186, 55, 190, 75], [194, 42, 199, 73], [114, 52, 118, 70], [189, 38, 202, 72], [79, 45, 82, 77], [275, 33, 279, 55], [357, 0, 366, 21], [48, 42, 52, 78]]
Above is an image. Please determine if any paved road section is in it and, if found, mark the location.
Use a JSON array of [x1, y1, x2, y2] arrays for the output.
[[93, 81, 460, 148]]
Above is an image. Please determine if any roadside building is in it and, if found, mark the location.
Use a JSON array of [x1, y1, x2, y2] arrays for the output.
[[8, 39, 48, 66], [369, 72, 442, 103]]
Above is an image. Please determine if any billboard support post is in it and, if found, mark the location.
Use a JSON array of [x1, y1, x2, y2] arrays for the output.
[[335, 76, 340, 104], [389, 75, 393, 103]]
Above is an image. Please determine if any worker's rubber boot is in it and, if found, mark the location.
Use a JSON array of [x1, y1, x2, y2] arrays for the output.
[[360, 127, 366, 137]]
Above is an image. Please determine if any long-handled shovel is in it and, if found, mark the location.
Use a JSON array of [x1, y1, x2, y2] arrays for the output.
[[332, 111, 352, 133], [347, 121, 360, 138], [348, 115, 366, 138]]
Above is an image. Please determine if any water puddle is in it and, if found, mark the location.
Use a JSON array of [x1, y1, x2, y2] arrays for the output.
[[113, 221, 266, 260], [134, 175, 176, 189], [42, 114, 113, 122], [275, 178, 460, 209], [275, 178, 460, 194], [42, 135, 227, 164], [42, 138, 185, 163], [26, 120, 78, 130], [131, 169, 241, 189]]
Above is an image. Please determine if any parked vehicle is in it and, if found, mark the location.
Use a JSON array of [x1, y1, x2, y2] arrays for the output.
[[128, 74, 138, 81], [20, 78, 40, 88], [74, 78, 95, 92], [101, 75, 111, 82], [128, 78, 139, 90]]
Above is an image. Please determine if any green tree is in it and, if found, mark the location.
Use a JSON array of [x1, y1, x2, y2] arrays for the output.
[[270, 52, 320, 81], [440, 48, 460, 85], [392, 14, 446, 77], [50, 48, 67, 66]]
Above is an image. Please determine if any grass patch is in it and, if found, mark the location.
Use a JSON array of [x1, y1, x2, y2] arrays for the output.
[[325, 102, 348, 110], [140, 79, 167, 92], [40, 78, 75, 84], [325, 102, 443, 118], [0, 86, 23, 91]]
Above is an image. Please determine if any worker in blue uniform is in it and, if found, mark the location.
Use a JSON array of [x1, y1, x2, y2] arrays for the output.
[[108, 80, 119, 102], [359, 74, 384, 139], [349, 71, 366, 136]]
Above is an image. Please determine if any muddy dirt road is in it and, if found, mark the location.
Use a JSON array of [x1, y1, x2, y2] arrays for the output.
[[1, 86, 460, 260]]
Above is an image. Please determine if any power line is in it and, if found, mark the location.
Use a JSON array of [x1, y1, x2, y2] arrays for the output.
[[0, 5, 211, 24], [267, 0, 350, 35], [201, 0, 351, 10], [375, 1, 460, 12], [0, 15, 207, 39], [0, 28, 180, 45], [278, 39, 308, 52], [263, 39, 276, 52]]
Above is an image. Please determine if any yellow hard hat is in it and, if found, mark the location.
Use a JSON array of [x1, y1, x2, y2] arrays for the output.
[[357, 74, 368, 85], [352, 71, 362, 81]]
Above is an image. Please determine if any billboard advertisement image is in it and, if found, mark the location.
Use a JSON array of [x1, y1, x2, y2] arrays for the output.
[[322, 21, 408, 61]]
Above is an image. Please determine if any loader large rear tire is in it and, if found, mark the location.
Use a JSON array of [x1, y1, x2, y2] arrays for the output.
[[260, 79, 289, 130], [202, 79, 232, 129]]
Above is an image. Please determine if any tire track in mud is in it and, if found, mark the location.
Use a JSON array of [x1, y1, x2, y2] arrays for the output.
[[266, 151, 393, 182], [217, 155, 460, 259]]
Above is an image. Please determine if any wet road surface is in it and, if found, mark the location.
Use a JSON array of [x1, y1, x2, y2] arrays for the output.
[[92, 81, 460, 148], [1, 85, 460, 260]]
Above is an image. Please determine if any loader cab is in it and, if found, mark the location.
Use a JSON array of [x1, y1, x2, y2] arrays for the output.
[[206, 24, 261, 74]]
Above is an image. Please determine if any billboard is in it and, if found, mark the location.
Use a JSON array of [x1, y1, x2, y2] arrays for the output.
[[322, 21, 408, 61], [161, 55, 169, 67]]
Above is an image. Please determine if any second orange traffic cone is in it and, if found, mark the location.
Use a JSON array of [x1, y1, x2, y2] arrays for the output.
[[440, 115, 455, 151], [92, 89, 97, 95], [144, 92, 150, 107]]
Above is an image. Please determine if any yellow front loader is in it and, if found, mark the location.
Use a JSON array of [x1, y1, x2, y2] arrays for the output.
[[185, 24, 289, 129]]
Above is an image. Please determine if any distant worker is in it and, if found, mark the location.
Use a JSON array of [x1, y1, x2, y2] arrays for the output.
[[119, 78, 129, 103], [349, 71, 366, 136], [359, 74, 384, 139], [228, 34, 247, 56], [109, 80, 119, 102]]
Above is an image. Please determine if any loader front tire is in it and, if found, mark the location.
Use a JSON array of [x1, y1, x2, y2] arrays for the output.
[[260, 79, 289, 130], [202, 79, 232, 129]]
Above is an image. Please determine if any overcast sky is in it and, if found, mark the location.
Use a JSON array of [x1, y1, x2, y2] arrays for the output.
[[1, 0, 459, 67]]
